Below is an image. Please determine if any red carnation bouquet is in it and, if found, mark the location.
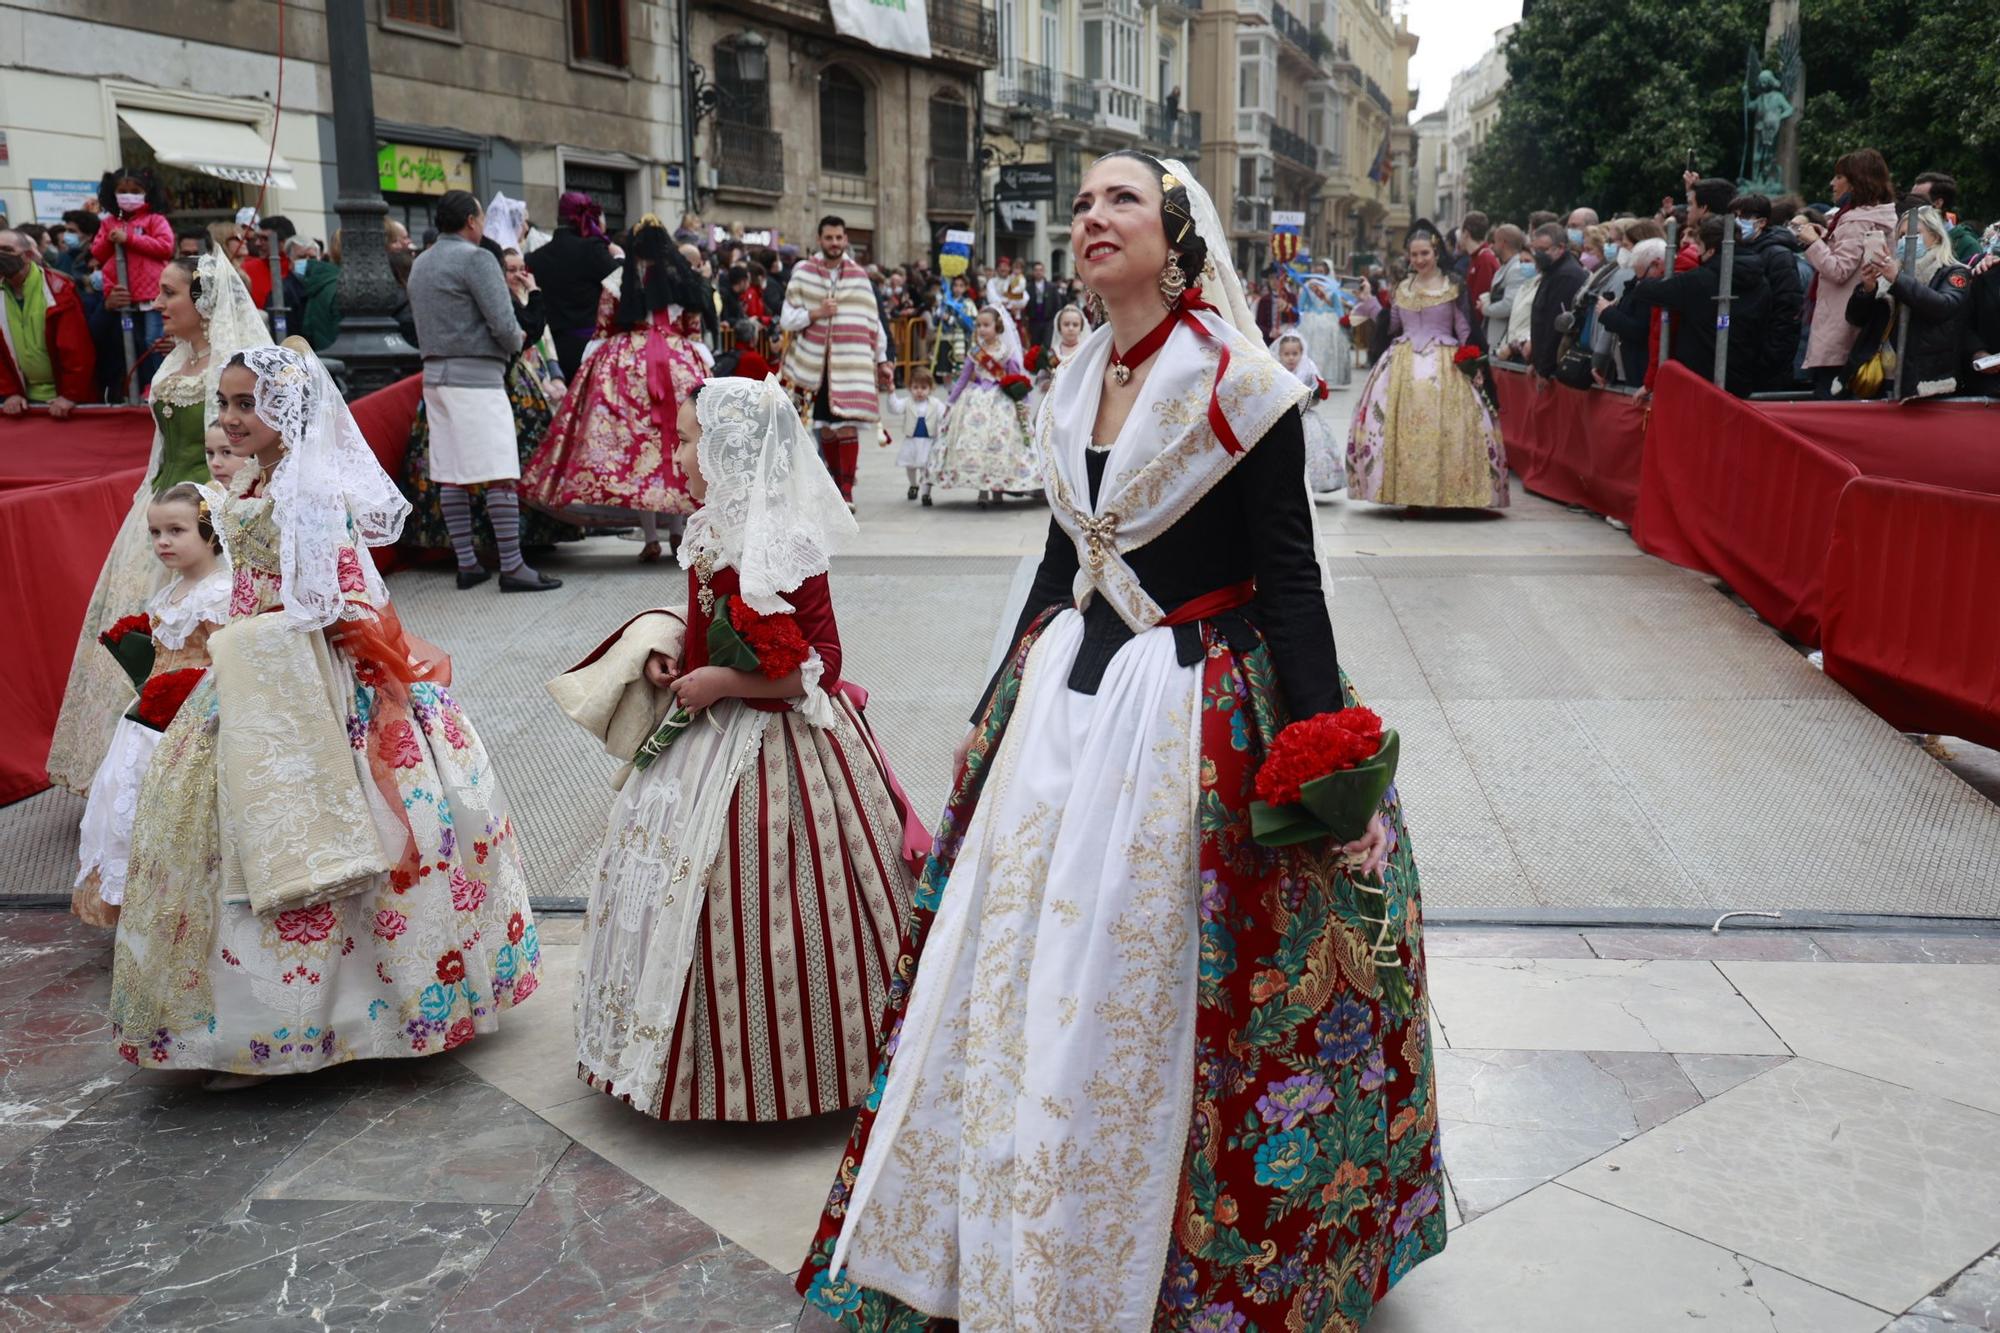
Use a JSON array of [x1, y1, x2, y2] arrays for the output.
[[131, 667, 206, 732], [1250, 706, 1399, 846], [1023, 344, 1044, 373], [99, 613, 155, 691], [633, 593, 812, 771], [999, 373, 1034, 402], [1452, 342, 1498, 412]]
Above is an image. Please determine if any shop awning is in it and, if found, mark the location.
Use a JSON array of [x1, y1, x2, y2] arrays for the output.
[[118, 108, 298, 193]]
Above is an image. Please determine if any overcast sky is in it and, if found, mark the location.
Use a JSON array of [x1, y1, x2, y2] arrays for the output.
[[1403, 0, 1524, 119]]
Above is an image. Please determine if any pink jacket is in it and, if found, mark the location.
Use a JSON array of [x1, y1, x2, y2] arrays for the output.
[[1801, 202, 1896, 369], [89, 207, 176, 304]]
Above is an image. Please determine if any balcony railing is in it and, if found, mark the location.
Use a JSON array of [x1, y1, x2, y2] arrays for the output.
[[994, 60, 1096, 121], [1233, 195, 1272, 233], [1271, 1, 1314, 55], [1271, 124, 1318, 170], [715, 121, 785, 194], [1365, 74, 1392, 115], [1141, 103, 1202, 155], [928, 156, 979, 213], [929, 0, 998, 63]]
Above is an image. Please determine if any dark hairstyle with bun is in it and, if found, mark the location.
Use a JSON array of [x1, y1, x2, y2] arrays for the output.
[[616, 217, 717, 335], [167, 255, 205, 309], [1093, 150, 1209, 292]]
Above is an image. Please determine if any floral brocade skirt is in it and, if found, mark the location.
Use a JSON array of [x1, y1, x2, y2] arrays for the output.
[[798, 609, 1445, 1331], [110, 647, 541, 1073], [1347, 339, 1508, 509]]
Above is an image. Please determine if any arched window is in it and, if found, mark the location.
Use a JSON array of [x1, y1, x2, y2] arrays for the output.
[[929, 91, 969, 161], [820, 66, 869, 176]]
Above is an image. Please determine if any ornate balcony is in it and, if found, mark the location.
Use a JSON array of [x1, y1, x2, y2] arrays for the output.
[[1141, 103, 1202, 156], [993, 60, 1097, 122], [928, 0, 998, 65], [715, 121, 785, 195], [1271, 124, 1319, 171]]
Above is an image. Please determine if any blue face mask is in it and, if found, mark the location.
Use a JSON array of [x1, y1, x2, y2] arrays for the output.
[[1736, 217, 1757, 240], [63, 233, 82, 251], [1567, 227, 1585, 247], [1604, 242, 1621, 261]]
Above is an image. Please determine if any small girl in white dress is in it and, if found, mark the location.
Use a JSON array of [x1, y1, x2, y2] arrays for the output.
[[884, 366, 942, 504]]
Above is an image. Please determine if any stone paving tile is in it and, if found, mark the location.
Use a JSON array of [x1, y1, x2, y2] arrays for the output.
[[446, 945, 593, 1114], [1367, 1184, 1886, 1333], [1721, 962, 2000, 1116], [251, 1061, 570, 1206], [0, 982, 138, 1154], [0, 1076, 356, 1294], [1563, 1059, 2000, 1313], [1582, 928, 1831, 961], [1423, 927, 1594, 958], [436, 1144, 805, 1331], [103, 1199, 515, 1332], [1900, 1245, 2000, 1330], [1809, 931, 2000, 964], [1427, 958, 1791, 1054], [1673, 1053, 1791, 1100], [0, 1295, 134, 1331], [1435, 1049, 1700, 1219]]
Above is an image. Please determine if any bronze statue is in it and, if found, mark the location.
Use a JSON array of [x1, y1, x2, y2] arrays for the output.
[[1740, 27, 1802, 195]]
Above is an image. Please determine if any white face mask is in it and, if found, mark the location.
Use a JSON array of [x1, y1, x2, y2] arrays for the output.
[[116, 192, 147, 213]]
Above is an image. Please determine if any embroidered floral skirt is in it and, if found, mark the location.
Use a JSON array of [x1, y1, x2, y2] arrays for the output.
[[109, 652, 541, 1073], [1347, 339, 1508, 509], [927, 384, 1038, 495], [799, 609, 1445, 1331], [577, 692, 912, 1121], [521, 329, 701, 521]]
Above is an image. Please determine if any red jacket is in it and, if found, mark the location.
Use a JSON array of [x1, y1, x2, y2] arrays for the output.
[[89, 207, 175, 304], [0, 267, 98, 404], [1466, 244, 1499, 311]]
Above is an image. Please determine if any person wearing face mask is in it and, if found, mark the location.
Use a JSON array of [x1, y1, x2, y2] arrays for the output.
[[1528, 222, 1589, 376], [1565, 206, 1598, 255], [0, 227, 97, 417], [88, 170, 176, 375], [1729, 193, 1806, 391], [1618, 214, 1770, 396], [1597, 226, 1668, 387]]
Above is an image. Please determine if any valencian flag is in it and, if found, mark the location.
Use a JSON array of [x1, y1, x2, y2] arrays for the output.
[[938, 228, 974, 279], [1271, 209, 1304, 264], [1366, 128, 1394, 184]]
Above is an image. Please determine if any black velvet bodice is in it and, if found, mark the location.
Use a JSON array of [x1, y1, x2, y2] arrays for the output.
[[980, 408, 1341, 721]]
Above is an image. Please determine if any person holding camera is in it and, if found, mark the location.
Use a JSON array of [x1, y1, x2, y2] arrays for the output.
[[1793, 148, 1899, 398]]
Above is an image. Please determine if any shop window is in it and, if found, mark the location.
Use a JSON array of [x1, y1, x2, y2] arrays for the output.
[[570, 0, 628, 68], [385, 0, 455, 32], [819, 66, 869, 177]]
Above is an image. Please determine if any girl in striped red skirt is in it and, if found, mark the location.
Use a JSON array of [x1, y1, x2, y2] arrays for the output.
[[561, 376, 923, 1121]]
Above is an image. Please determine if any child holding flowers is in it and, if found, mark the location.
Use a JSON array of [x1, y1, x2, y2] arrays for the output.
[[554, 377, 921, 1123]]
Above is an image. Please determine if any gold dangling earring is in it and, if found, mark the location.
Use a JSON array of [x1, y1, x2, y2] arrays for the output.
[[1085, 286, 1107, 324], [1158, 258, 1188, 309]]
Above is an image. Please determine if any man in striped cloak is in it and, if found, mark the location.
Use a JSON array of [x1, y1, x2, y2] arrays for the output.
[[779, 215, 894, 505]]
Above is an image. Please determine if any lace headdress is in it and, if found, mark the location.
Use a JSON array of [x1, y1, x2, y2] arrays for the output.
[[678, 376, 859, 615], [238, 346, 410, 631], [155, 249, 272, 430]]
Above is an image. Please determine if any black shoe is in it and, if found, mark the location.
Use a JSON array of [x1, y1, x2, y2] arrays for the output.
[[499, 568, 563, 593], [456, 567, 492, 590], [907, 485, 919, 500], [921, 492, 933, 507]]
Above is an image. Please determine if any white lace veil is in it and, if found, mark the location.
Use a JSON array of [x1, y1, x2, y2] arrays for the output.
[[679, 376, 859, 615], [1159, 156, 1259, 340], [154, 249, 273, 430], [238, 345, 409, 631], [976, 305, 1025, 367]]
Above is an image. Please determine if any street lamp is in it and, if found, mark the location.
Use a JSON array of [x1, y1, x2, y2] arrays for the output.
[[691, 30, 769, 127], [321, 0, 419, 398]]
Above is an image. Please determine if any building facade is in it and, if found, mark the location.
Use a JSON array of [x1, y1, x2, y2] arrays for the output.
[[692, 0, 995, 266], [1, 0, 689, 247], [1437, 21, 1511, 232], [975, 0, 1197, 274], [1410, 107, 1446, 232]]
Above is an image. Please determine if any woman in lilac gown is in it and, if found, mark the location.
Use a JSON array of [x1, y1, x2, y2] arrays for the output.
[[1347, 222, 1508, 509]]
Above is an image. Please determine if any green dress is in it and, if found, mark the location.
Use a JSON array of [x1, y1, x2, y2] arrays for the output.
[[149, 366, 211, 491]]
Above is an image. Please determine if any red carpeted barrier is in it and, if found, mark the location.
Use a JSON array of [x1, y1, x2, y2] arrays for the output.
[[1, 407, 153, 804], [1491, 366, 1647, 524], [7, 375, 427, 806], [1822, 479, 2000, 750]]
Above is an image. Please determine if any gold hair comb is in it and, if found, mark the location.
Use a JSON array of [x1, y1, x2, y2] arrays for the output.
[[1161, 172, 1181, 192]]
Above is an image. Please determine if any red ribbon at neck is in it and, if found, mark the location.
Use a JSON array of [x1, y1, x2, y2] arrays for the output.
[[1108, 287, 1243, 455]]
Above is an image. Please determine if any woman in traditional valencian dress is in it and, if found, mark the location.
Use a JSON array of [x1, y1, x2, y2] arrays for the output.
[[1346, 222, 1508, 511], [559, 378, 916, 1122], [46, 250, 270, 793], [522, 216, 713, 562], [111, 346, 539, 1085], [1298, 263, 1354, 389], [925, 307, 1037, 510], [799, 153, 1444, 1330]]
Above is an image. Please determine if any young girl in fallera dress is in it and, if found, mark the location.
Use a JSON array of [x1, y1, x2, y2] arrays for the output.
[[1275, 332, 1346, 497], [559, 377, 919, 1123], [71, 483, 232, 930], [925, 307, 1037, 510], [108, 345, 539, 1086]]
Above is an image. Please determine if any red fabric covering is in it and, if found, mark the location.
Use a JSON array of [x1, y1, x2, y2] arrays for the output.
[[345, 373, 423, 577], [1491, 367, 1647, 523], [1, 407, 152, 804], [1634, 365, 1860, 641], [1749, 398, 2000, 493], [1822, 480, 2000, 749]]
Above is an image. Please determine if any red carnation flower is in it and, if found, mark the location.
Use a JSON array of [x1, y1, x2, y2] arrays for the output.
[[1452, 344, 1482, 365], [100, 614, 153, 647], [726, 600, 812, 680], [134, 667, 205, 730], [1254, 708, 1388, 807]]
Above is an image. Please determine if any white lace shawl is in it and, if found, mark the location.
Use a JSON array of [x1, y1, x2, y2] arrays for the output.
[[679, 376, 858, 616], [240, 346, 409, 631]]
